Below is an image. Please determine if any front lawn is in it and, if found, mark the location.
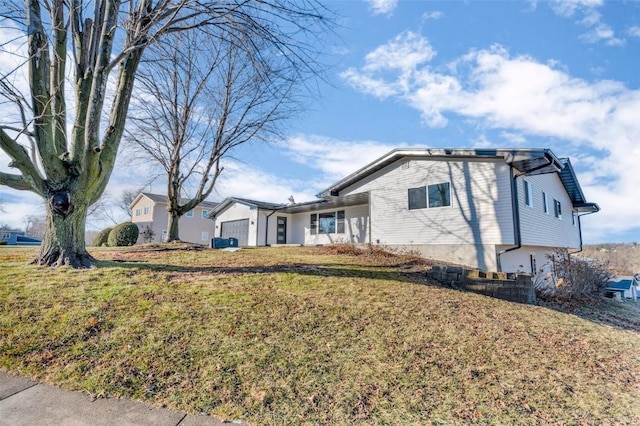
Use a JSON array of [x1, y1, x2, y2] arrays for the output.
[[1, 245, 639, 424]]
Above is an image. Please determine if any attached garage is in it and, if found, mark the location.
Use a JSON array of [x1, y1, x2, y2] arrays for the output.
[[220, 219, 249, 247]]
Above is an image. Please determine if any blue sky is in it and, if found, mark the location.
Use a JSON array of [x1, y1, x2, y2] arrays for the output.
[[1, 0, 640, 243]]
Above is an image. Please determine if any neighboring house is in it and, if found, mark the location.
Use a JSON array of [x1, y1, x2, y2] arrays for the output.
[[605, 276, 639, 301], [0, 230, 41, 245], [209, 148, 599, 275], [130, 193, 218, 244]]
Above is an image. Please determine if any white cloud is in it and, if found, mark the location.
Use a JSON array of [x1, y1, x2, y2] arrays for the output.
[[280, 135, 399, 182], [341, 32, 640, 240], [548, 0, 604, 17], [546, 0, 624, 46], [422, 11, 443, 21], [366, 0, 398, 16], [628, 26, 640, 38], [213, 160, 317, 204]]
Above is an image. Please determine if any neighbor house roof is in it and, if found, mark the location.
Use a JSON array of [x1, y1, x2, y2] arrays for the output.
[[129, 192, 219, 210], [606, 277, 638, 291], [316, 148, 599, 213]]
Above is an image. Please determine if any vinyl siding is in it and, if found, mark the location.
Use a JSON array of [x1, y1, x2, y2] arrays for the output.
[[518, 173, 581, 248], [130, 197, 214, 244], [339, 157, 514, 246]]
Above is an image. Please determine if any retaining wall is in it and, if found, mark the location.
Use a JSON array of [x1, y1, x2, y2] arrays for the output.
[[427, 265, 536, 304]]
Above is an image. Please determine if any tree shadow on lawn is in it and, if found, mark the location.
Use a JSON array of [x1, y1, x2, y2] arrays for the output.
[[95, 259, 640, 333], [94, 259, 438, 287]]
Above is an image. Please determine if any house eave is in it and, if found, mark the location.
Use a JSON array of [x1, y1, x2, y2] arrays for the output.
[[316, 148, 563, 198]]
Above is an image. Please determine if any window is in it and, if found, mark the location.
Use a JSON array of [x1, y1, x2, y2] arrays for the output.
[[409, 182, 450, 210], [310, 214, 317, 235], [201, 231, 209, 241], [135, 208, 141, 217], [311, 211, 344, 234], [524, 180, 533, 207], [542, 191, 549, 214], [572, 212, 577, 226], [337, 210, 345, 234], [143, 206, 150, 215], [408, 186, 427, 210], [201, 209, 209, 219], [186, 210, 194, 218], [428, 182, 451, 208], [319, 212, 336, 234], [554, 199, 562, 219]]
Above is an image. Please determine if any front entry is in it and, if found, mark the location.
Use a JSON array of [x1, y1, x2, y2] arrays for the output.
[[276, 216, 287, 244]]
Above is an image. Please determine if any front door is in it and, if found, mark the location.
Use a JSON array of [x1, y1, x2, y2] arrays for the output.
[[276, 216, 287, 244]]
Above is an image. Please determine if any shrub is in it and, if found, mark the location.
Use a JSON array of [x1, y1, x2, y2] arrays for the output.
[[92, 227, 113, 246], [535, 249, 613, 300], [107, 222, 139, 247]]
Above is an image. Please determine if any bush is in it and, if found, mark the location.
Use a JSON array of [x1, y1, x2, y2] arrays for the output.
[[92, 227, 113, 246], [107, 222, 139, 247], [535, 249, 613, 300]]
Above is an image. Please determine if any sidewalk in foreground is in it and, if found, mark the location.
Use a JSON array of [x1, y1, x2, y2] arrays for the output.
[[0, 371, 243, 426]]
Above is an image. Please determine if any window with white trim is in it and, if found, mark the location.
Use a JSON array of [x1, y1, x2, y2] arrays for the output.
[[143, 206, 150, 215], [135, 208, 141, 217], [408, 182, 451, 210], [310, 214, 317, 235], [524, 180, 533, 207], [201, 209, 209, 219], [310, 210, 345, 234], [542, 191, 549, 214], [186, 210, 194, 218], [554, 199, 562, 219]]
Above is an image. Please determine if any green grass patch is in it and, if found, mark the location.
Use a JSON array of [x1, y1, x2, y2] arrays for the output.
[[1, 245, 639, 424]]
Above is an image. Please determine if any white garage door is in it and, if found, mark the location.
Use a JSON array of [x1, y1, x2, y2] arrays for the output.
[[220, 219, 249, 247]]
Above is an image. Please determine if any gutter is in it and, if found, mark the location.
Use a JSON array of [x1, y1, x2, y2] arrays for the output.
[[569, 209, 598, 255], [497, 154, 558, 272]]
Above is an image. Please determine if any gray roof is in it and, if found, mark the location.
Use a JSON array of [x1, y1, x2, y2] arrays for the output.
[[138, 192, 219, 209]]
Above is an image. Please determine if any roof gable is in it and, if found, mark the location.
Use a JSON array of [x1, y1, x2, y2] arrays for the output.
[[129, 192, 218, 210]]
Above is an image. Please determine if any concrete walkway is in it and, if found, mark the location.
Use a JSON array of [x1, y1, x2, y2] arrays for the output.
[[0, 371, 243, 426]]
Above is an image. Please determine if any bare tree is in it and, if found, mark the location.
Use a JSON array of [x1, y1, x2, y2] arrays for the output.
[[127, 25, 301, 242], [120, 187, 145, 217], [24, 215, 46, 239], [0, 1, 333, 267]]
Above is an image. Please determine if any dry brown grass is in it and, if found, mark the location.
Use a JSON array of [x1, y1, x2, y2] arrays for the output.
[[1, 245, 639, 424]]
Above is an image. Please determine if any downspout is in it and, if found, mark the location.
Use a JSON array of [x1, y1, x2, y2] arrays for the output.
[[569, 210, 598, 255], [264, 209, 277, 246], [497, 166, 521, 272], [497, 156, 556, 271]]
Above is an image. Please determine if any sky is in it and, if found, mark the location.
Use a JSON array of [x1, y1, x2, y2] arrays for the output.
[[1, 0, 640, 243]]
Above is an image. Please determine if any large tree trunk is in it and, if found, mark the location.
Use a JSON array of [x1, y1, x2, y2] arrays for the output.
[[31, 189, 95, 268], [165, 210, 181, 242]]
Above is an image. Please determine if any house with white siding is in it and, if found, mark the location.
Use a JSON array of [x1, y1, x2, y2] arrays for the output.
[[209, 148, 599, 275], [130, 193, 218, 244]]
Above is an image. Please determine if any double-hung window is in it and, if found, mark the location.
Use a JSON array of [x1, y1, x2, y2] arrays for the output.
[[554, 199, 562, 219], [524, 180, 533, 208], [408, 182, 451, 210]]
